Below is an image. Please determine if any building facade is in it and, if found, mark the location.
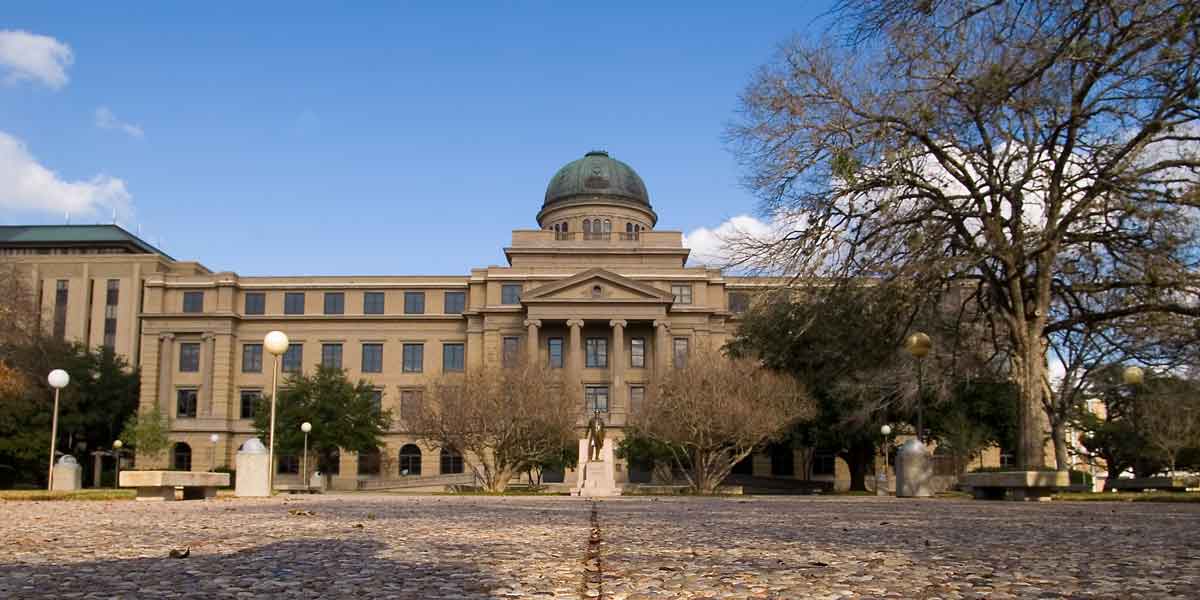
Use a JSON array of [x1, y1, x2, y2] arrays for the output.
[[3, 151, 869, 489]]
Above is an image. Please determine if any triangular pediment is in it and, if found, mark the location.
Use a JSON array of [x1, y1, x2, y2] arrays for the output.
[[522, 268, 674, 304]]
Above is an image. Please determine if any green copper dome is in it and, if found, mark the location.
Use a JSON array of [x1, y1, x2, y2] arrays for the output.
[[543, 151, 651, 208]]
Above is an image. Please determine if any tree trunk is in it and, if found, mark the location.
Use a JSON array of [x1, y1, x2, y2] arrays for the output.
[[842, 440, 875, 492], [1012, 343, 1049, 469], [1051, 422, 1069, 471]]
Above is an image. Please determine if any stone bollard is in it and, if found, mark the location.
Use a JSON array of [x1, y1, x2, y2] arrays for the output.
[[235, 438, 270, 497], [895, 439, 933, 498], [52, 455, 83, 491]]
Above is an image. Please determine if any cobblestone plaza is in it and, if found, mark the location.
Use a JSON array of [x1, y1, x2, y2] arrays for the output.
[[2, 495, 1197, 599]]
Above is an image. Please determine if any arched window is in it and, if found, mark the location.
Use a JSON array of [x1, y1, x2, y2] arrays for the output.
[[357, 447, 381, 476], [626, 222, 633, 233], [553, 223, 560, 233], [399, 444, 422, 476], [603, 219, 612, 233], [582, 219, 591, 233], [561, 222, 568, 232], [440, 448, 464, 474], [172, 442, 192, 471]]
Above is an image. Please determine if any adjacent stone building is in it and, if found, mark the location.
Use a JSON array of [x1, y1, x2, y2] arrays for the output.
[[3, 151, 872, 489]]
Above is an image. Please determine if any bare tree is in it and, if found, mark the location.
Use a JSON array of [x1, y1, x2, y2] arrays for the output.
[[629, 349, 812, 494], [412, 363, 576, 493], [728, 0, 1200, 468], [1138, 376, 1200, 474]]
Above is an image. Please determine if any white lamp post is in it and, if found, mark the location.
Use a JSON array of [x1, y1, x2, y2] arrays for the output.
[[112, 440, 123, 489], [300, 422, 312, 489], [46, 369, 70, 490], [263, 330, 290, 493], [904, 332, 932, 441], [878, 424, 892, 496], [209, 433, 220, 472]]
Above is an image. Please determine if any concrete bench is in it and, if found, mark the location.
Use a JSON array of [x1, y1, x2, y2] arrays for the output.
[[119, 471, 230, 501], [960, 470, 1070, 501], [1108, 477, 1199, 492]]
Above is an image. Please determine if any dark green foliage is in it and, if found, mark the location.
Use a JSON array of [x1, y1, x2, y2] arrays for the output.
[[252, 365, 392, 474], [0, 339, 139, 486]]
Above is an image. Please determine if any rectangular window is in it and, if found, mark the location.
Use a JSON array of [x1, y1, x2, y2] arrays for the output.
[[176, 389, 198, 418], [729, 292, 750, 314], [671, 284, 693, 305], [277, 455, 300, 475], [442, 343, 465, 372], [53, 280, 68, 340], [501, 336, 520, 367], [813, 452, 836, 476], [547, 337, 563, 369], [284, 292, 305, 315], [630, 386, 645, 414], [361, 343, 383, 373], [500, 284, 521, 305], [585, 385, 610, 412], [401, 389, 422, 419], [103, 279, 119, 349], [369, 390, 383, 415], [358, 449, 381, 475], [444, 291, 466, 314], [182, 291, 204, 313], [402, 343, 424, 373], [585, 337, 608, 368], [630, 337, 645, 368], [179, 342, 201, 372], [363, 291, 385, 314], [404, 291, 425, 314], [282, 343, 303, 373], [239, 390, 261, 419], [324, 292, 344, 315], [321, 343, 343, 369], [244, 292, 265, 315], [242, 343, 263, 373], [673, 337, 690, 369]]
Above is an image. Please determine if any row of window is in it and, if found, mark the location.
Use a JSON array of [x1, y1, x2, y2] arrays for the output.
[[177, 380, 643, 422], [169, 441, 465, 477], [176, 336, 691, 375], [180, 290, 470, 315], [179, 285, 752, 314]]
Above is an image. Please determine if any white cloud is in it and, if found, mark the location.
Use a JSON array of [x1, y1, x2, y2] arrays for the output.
[[0, 130, 133, 221], [0, 30, 72, 89], [94, 106, 145, 139], [683, 214, 776, 267]]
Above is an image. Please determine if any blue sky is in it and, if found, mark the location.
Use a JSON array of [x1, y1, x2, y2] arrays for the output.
[[1, 2, 835, 274]]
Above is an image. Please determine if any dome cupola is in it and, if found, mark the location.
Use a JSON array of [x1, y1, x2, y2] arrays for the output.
[[537, 151, 657, 229]]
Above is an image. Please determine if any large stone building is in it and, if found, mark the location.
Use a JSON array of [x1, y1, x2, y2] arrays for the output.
[[4, 151, 877, 489]]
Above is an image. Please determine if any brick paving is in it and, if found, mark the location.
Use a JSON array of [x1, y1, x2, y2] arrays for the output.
[[0, 494, 1197, 599]]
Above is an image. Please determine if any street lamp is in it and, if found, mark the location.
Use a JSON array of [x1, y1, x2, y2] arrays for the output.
[[1122, 366, 1144, 386], [263, 330, 290, 494], [46, 369, 70, 490], [112, 440, 123, 489], [904, 332, 932, 440], [878, 424, 892, 497], [209, 433, 220, 472], [300, 422, 312, 489]]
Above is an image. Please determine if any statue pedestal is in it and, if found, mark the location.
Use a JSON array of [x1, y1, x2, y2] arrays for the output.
[[572, 438, 621, 497]]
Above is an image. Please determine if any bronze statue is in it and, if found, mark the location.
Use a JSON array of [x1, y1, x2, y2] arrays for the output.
[[585, 410, 606, 462]]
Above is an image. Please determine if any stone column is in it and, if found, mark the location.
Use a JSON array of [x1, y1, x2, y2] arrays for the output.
[[654, 320, 670, 372], [609, 320, 626, 414], [158, 333, 175, 414], [567, 319, 585, 407], [524, 319, 541, 366], [202, 332, 216, 416]]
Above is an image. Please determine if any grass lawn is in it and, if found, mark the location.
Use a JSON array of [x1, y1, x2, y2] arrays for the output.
[[0, 489, 135, 502]]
